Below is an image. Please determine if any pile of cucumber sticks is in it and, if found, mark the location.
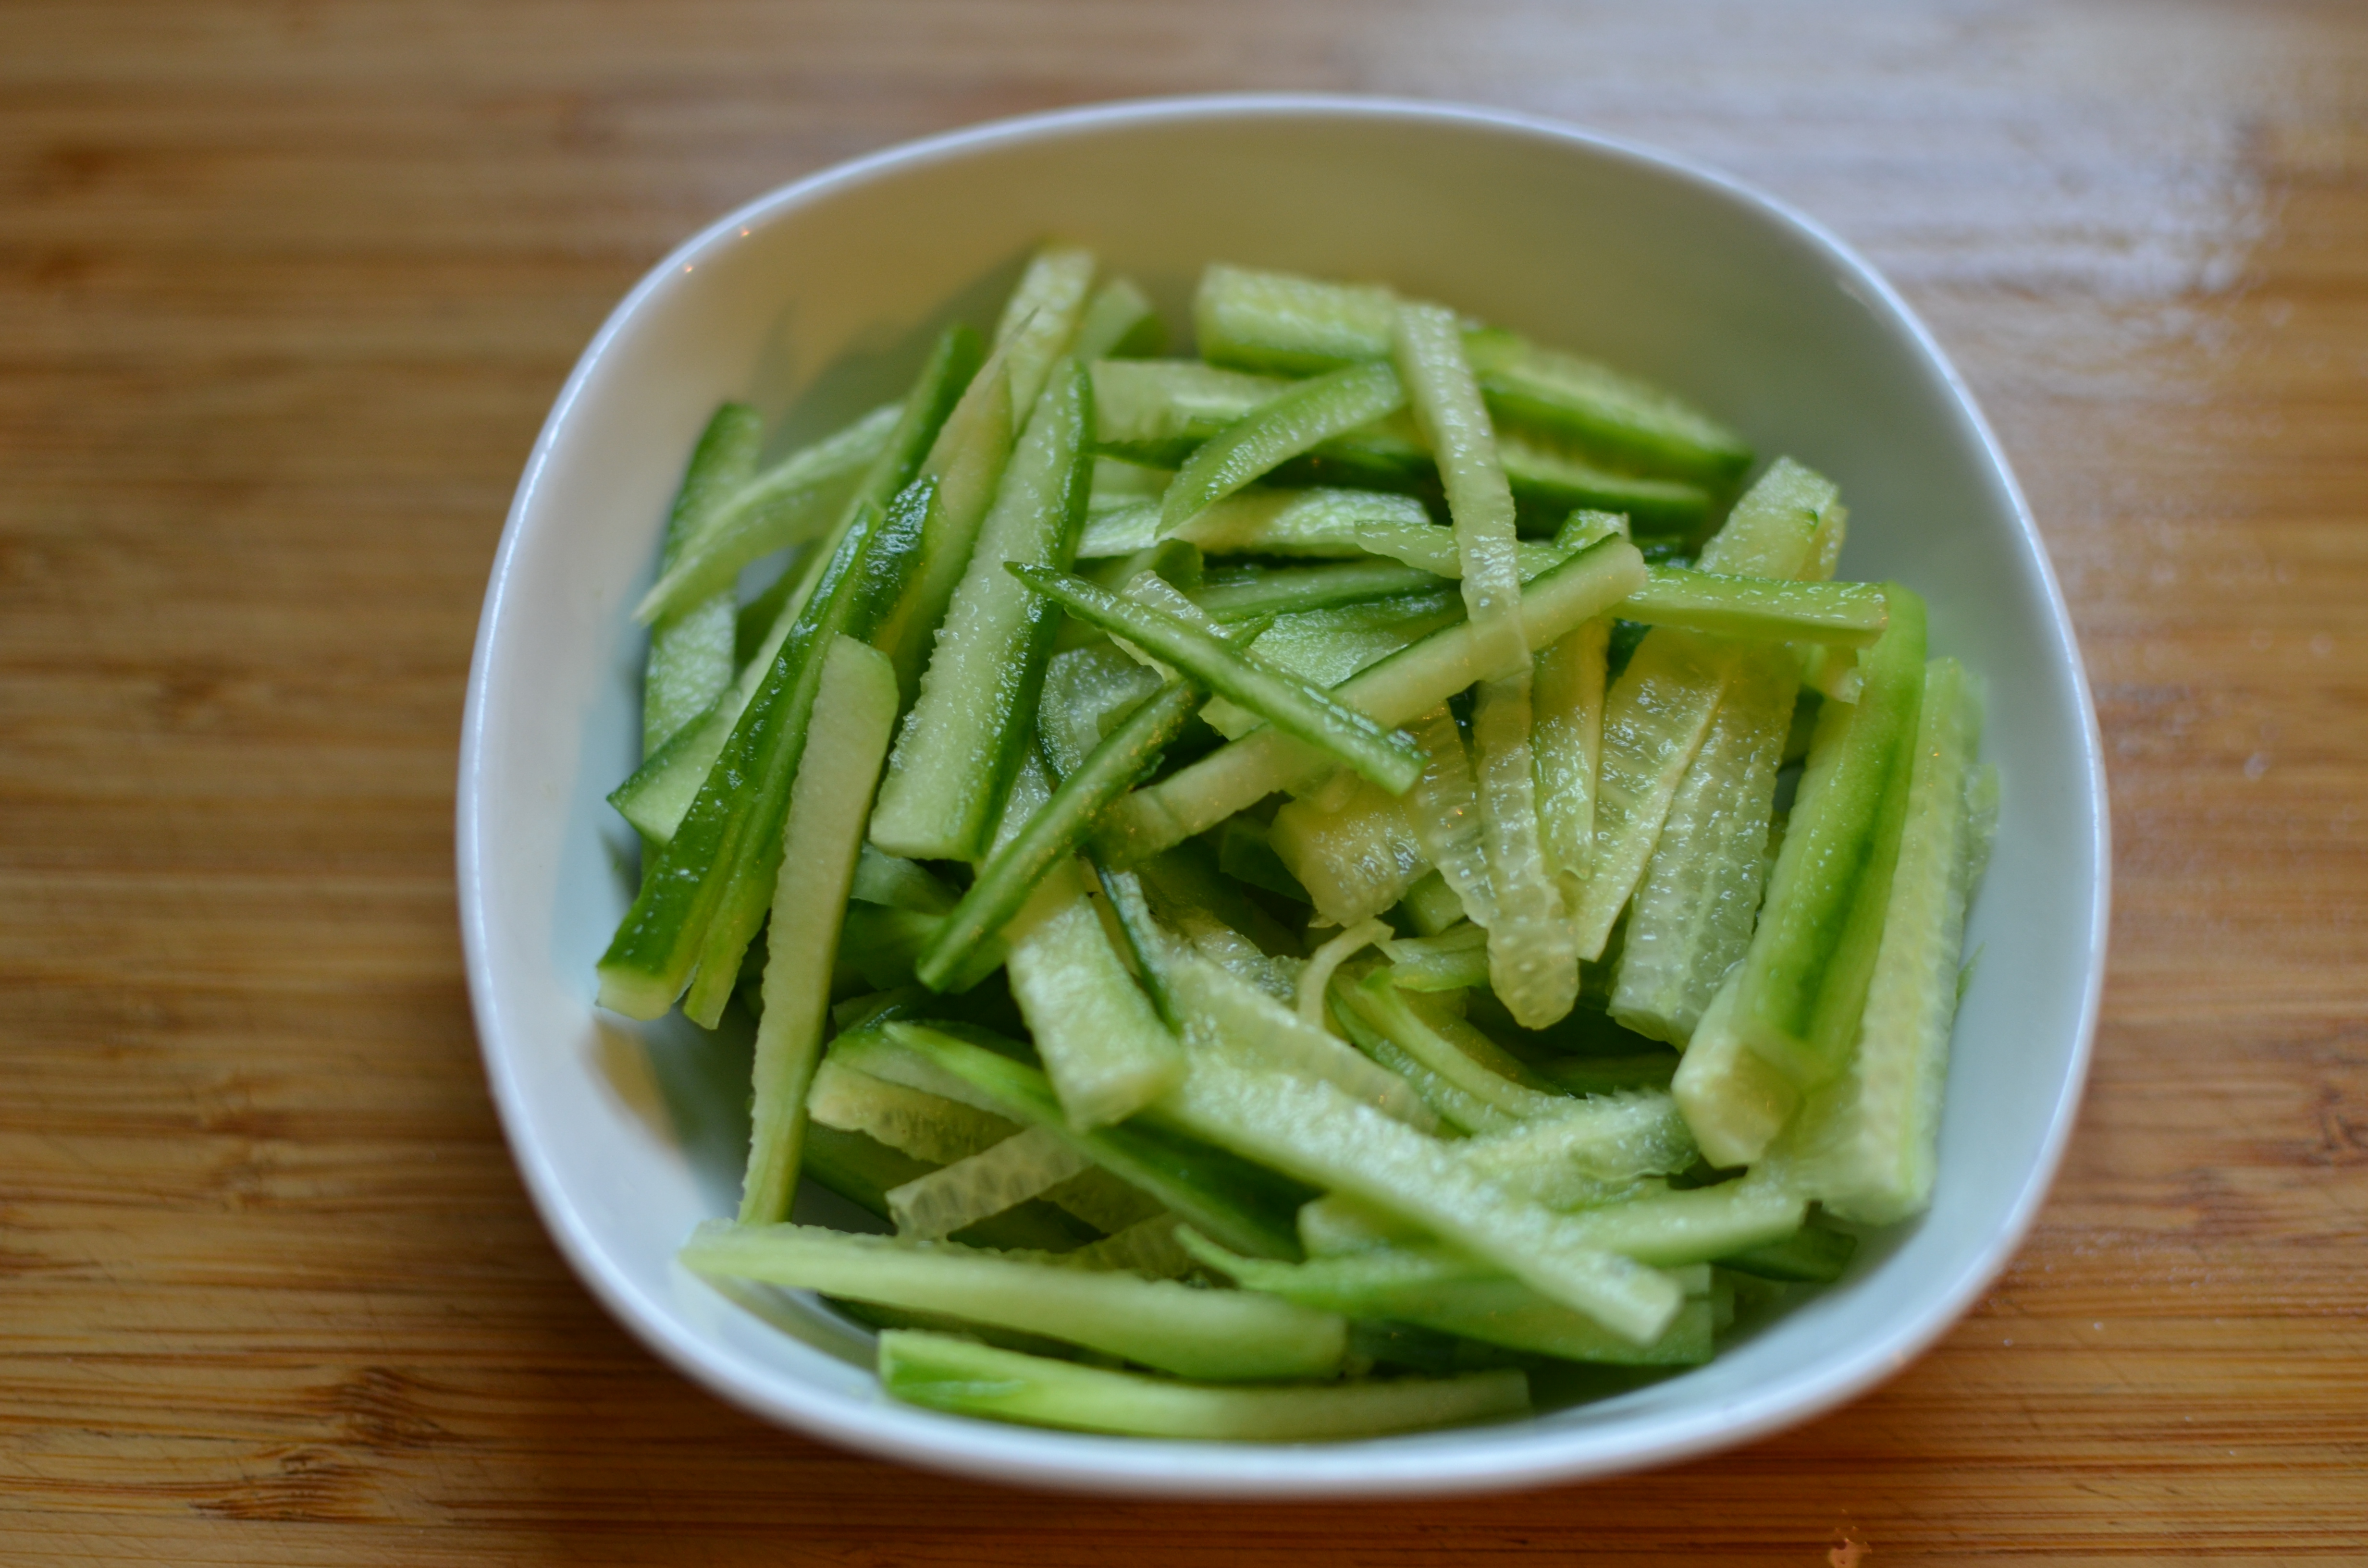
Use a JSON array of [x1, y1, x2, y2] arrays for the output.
[[598, 249, 1997, 1441]]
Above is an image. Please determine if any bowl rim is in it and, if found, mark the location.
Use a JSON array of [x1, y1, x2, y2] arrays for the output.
[[457, 90, 2111, 1497]]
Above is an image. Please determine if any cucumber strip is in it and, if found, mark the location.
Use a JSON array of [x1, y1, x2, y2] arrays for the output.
[[1490, 429, 1711, 537], [1000, 860, 1187, 1130], [685, 1222, 1343, 1381], [1394, 302, 1573, 1025], [1181, 1230, 1714, 1367], [1091, 862, 1182, 1029], [1565, 628, 1728, 962], [1401, 703, 1497, 928], [1162, 907, 1301, 1003], [608, 327, 982, 846], [1470, 668, 1579, 1027], [1036, 643, 1164, 781], [851, 1024, 1306, 1260], [1462, 329, 1752, 486], [914, 676, 1203, 992], [799, 1125, 1100, 1253], [1377, 923, 1490, 992], [1455, 1091, 1699, 1205], [1349, 516, 1578, 582], [874, 344, 1020, 705], [1070, 274, 1163, 362], [1671, 968, 1803, 1167], [1193, 263, 1399, 377], [1011, 565, 1425, 793], [885, 1124, 1094, 1239], [1190, 559, 1444, 621], [1336, 976, 1576, 1125], [878, 1329, 1526, 1439], [1622, 570, 1888, 647], [1333, 1001, 1519, 1136], [611, 546, 830, 848], [1396, 870, 1467, 936], [1784, 658, 1983, 1223], [1069, 1214, 1193, 1279], [849, 845, 959, 915], [1731, 590, 1930, 1087], [1234, 591, 1467, 702], [1217, 816, 1310, 903], [1090, 357, 1295, 462], [1719, 1219, 1859, 1283], [834, 903, 1006, 995], [1134, 837, 1305, 960], [1156, 1053, 1684, 1343], [1042, 1165, 1166, 1236], [1163, 948, 1436, 1131], [642, 404, 761, 756], [1696, 456, 1843, 578], [1610, 649, 1796, 1045], [1401, 991, 1567, 1093], [1295, 1192, 1430, 1255], [1079, 485, 1431, 560], [1394, 300, 1525, 663], [1194, 265, 1749, 483], [806, 1058, 1018, 1165], [739, 638, 900, 1223], [676, 486, 937, 1027], [1800, 644, 1863, 704], [635, 402, 899, 626], [1095, 536, 1649, 865], [1297, 918, 1392, 1034], [1268, 778, 1429, 928], [991, 245, 1099, 421], [596, 485, 923, 1022], [1533, 616, 1610, 887], [1542, 1173, 1805, 1266], [1296, 1167, 1795, 1270], [870, 360, 1095, 861], [1161, 361, 1408, 532]]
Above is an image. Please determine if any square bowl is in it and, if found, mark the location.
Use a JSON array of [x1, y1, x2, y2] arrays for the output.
[[457, 95, 2109, 1496]]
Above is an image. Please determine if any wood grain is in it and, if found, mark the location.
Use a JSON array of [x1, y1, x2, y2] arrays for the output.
[[4, 1, 2364, 1561]]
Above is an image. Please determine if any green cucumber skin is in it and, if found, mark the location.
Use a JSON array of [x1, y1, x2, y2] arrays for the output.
[[1192, 265, 1750, 485], [739, 637, 899, 1225], [1623, 569, 1889, 648], [914, 678, 1203, 993], [605, 328, 982, 850], [679, 483, 937, 1025], [1096, 534, 1649, 867], [800, 1124, 1098, 1252], [1091, 359, 1709, 534], [871, 360, 1096, 864], [1733, 587, 1931, 1085], [876, 1329, 1528, 1441], [644, 404, 762, 758], [685, 1221, 1345, 1382], [854, 1024, 1311, 1261], [1012, 565, 1424, 795], [596, 483, 926, 1023], [1162, 360, 1408, 531]]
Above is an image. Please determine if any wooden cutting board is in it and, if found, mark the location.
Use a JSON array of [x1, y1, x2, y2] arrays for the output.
[[3, 2, 2362, 1562]]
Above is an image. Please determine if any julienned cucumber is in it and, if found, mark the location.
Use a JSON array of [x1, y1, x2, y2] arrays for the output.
[[595, 249, 1991, 1444]]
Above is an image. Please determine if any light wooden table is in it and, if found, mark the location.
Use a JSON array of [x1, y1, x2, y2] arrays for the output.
[[5, 3, 2363, 1561]]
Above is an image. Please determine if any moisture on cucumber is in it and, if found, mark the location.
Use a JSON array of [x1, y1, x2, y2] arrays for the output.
[[591, 247, 1994, 1444]]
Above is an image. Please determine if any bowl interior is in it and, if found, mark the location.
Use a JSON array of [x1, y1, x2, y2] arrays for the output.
[[459, 98, 2105, 1496]]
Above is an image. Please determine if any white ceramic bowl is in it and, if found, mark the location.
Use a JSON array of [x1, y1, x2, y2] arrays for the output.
[[457, 95, 2109, 1496]]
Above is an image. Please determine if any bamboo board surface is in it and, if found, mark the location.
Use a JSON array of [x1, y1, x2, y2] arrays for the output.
[[3, 2, 2364, 1562]]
